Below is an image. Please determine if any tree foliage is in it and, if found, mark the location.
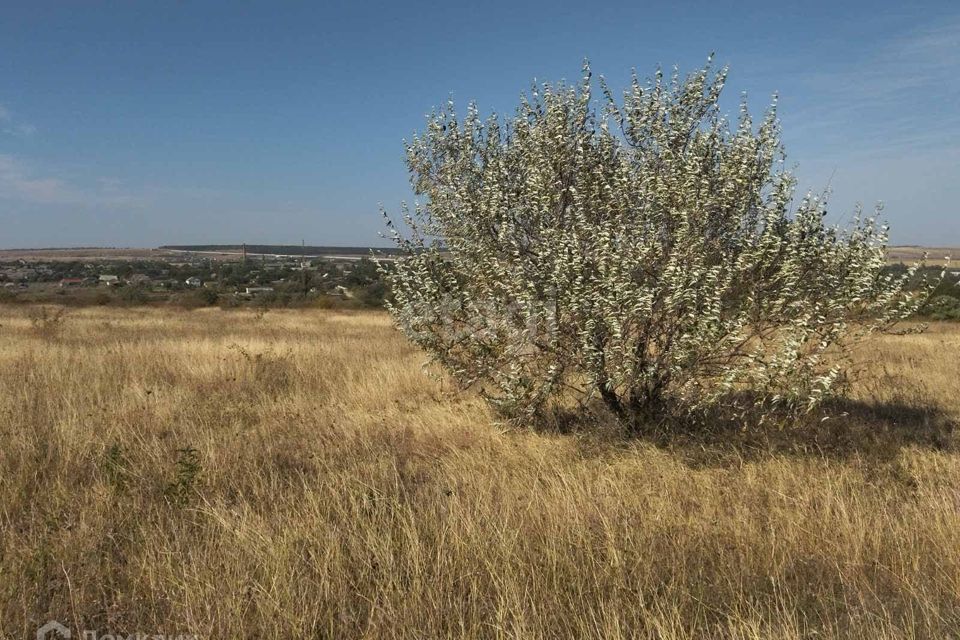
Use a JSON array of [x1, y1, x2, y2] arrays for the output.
[[382, 58, 936, 426]]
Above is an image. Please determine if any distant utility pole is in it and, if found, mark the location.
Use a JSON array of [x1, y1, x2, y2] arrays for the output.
[[241, 242, 247, 264]]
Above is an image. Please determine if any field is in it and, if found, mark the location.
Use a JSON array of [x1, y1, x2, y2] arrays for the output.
[[886, 246, 957, 267], [0, 248, 178, 262], [2, 306, 959, 639]]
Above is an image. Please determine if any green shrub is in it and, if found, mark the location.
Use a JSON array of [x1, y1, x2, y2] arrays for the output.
[[922, 295, 960, 321], [219, 295, 243, 310], [197, 287, 220, 305], [164, 447, 202, 507], [118, 286, 149, 306], [172, 288, 219, 309], [356, 281, 387, 307]]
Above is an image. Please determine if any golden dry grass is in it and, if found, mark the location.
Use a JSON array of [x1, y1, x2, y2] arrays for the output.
[[1, 305, 959, 639]]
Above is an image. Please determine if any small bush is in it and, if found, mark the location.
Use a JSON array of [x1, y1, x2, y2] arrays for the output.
[[219, 295, 243, 310], [922, 295, 960, 321], [118, 286, 149, 306], [253, 290, 290, 308], [171, 288, 219, 309], [356, 281, 387, 307], [164, 447, 202, 507], [199, 288, 220, 305]]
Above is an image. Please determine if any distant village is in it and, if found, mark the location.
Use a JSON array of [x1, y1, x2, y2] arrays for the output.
[[0, 248, 389, 307], [1, 245, 956, 315]]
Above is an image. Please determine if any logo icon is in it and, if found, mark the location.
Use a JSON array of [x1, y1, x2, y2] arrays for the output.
[[37, 621, 71, 640]]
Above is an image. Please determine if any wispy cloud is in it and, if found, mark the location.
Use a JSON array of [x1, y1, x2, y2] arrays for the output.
[[0, 102, 37, 137], [786, 14, 960, 156], [834, 18, 960, 93], [0, 154, 144, 207]]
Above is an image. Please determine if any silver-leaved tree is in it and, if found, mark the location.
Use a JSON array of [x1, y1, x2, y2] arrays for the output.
[[382, 58, 931, 427]]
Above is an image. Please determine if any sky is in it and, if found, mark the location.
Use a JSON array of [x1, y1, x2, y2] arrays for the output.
[[0, 0, 958, 248]]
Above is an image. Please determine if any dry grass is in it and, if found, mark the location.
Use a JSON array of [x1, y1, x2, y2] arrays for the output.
[[886, 246, 957, 266], [1, 306, 958, 639]]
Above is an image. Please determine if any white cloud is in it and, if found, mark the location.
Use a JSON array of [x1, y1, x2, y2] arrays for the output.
[[0, 154, 144, 207], [0, 102, 37, 137], [805, 16, 960, 99], [785, 14, 960, 156]]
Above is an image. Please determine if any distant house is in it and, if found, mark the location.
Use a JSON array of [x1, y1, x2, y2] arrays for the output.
[[244, 286, 274, 296], [128, 274, 152, 286], [59, 278, 83, 287], [185, 277, 202, 287], [99, 275, 120, 286]]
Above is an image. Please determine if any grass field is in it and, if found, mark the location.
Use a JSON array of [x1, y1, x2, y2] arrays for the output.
[[2, 305, 959, 639], [886, 246, 957, 267]]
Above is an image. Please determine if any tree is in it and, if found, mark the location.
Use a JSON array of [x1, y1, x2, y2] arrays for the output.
[[382, 58, 937, 427]]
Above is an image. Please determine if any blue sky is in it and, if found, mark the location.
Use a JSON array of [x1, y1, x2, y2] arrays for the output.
[[1, 0, 958, 248]]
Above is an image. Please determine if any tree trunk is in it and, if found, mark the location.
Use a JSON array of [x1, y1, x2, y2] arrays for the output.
[[598, 383, 626, 419]]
